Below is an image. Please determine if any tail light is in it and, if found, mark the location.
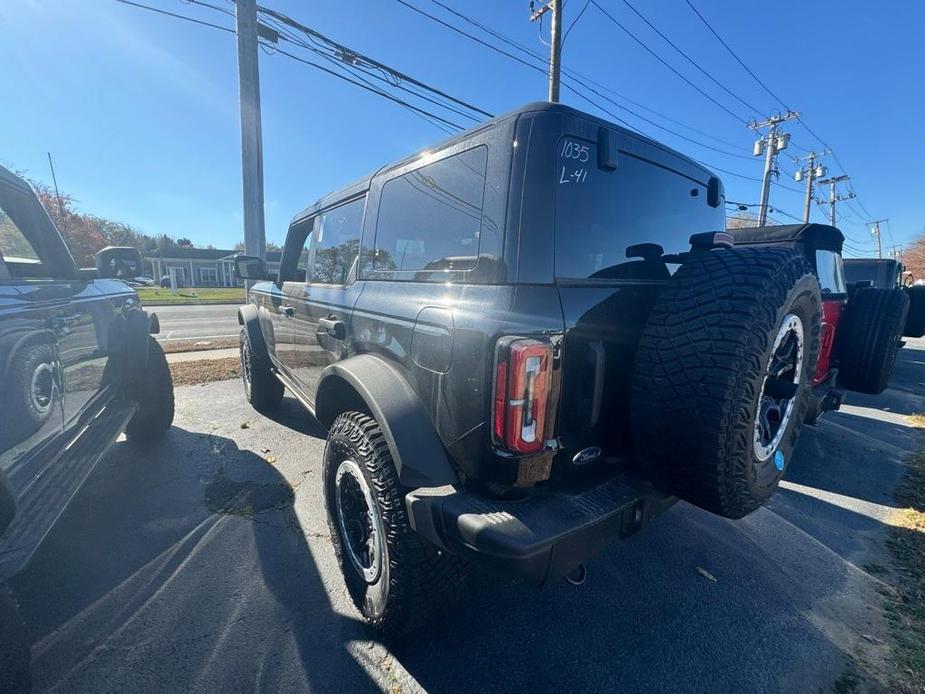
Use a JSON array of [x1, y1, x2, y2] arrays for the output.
[[493, 337, 553, 454]]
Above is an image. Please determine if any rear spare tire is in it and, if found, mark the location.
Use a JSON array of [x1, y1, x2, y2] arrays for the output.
[[902, 285, 925, 338], [838, 287, 909, 394], [632, 247, 822, 519]]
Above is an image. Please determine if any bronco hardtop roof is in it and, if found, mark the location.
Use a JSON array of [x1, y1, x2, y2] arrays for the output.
[[291, 102, 716, 225], [730, 224, 844, 253]]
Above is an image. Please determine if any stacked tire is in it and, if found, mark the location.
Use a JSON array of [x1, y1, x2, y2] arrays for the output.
[[631, 247, 822, 519], [838, 287, 909, 394]]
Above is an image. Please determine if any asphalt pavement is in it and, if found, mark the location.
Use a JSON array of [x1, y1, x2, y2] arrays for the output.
[[12, 341, 925, 693], [150, 303, 240, 342]]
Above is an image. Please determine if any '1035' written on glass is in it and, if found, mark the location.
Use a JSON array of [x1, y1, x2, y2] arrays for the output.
[[558, 139, 591, 185]]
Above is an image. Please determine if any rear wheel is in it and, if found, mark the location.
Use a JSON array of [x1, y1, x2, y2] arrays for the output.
[[632, 248, 822, 519], [839, 287, 909, 394], [240, 328, 284, 411], [125, 337, 175, 441], [323, 411, 466, 635]]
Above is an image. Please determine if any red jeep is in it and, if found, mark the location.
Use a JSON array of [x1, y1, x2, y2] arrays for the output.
[[732, 223, 909, 423]]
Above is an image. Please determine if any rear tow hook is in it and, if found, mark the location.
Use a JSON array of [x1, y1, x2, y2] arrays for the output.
[[564, 564, 587, 586]]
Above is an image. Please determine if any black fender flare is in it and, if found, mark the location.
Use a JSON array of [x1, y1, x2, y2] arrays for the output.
[[237, 303, 269, 363], [315, 355, 459, 488]]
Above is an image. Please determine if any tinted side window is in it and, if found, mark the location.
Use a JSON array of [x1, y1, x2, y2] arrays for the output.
[[309, 197, 365, 285], [554, 139, 725, 280], [373, 146, 487, 277], [0, 204, 48, 279], [816, 250, 847, 295]]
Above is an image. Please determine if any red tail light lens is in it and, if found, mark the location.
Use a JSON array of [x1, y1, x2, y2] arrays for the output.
[[493, 338, 553, 454]]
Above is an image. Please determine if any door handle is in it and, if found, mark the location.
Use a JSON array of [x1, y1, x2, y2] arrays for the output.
[[318, 316, 346, 340], [280, 304, 295, 317]]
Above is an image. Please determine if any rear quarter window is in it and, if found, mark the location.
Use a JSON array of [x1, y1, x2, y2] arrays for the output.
[[371, 146, 487, 279], [816, 250, 847, 295]]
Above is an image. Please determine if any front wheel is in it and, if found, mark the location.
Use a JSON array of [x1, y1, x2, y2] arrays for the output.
[[240, 328, 284, 411], [323, 411, 466, 635]]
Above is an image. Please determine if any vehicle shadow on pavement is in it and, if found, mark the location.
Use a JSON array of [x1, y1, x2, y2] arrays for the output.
[[258, 395, 329, 438], [12, 425, 378, 693], [387, 352, 925, 693]]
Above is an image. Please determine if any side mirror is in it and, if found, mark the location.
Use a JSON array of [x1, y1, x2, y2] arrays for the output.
[[234, 254, 267, 281], [96, 246, 143, 279]]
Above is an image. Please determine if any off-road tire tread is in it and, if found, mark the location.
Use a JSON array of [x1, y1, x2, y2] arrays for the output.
[[632, 247, 821, 519], [325, 411, 467, 636], [125, 336, 175, 441], [240, 328, 284, 410], [839, 287, 909, 394]]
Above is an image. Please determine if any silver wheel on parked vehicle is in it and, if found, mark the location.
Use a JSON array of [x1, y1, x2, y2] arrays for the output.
[[334, 459, 386, 584], [753, 313, 804, 461]]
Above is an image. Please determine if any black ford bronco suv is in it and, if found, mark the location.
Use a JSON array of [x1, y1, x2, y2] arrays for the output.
[[234, 102, 906, 634], [0, 164, 174, 690]]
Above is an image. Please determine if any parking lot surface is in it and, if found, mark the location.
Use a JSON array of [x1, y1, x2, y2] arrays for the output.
[[13, 341, 925, 693]]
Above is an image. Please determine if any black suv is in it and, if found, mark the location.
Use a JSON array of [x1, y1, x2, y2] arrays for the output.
[[843, 257, 925, 337], [0, 164, 174, 690], [234, 102, 895, 633]]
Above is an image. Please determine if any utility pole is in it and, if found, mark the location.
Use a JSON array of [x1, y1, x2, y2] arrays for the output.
[[868, 218, 888, 259], [530, 0, 562, 102], [817, 174, 854, 227], [235, 0, 266, 263], [750, 111, 800, 226], [794, 150, 828, 223]]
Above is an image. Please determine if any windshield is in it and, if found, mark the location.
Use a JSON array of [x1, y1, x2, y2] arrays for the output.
[[554, 138, 724, 281]]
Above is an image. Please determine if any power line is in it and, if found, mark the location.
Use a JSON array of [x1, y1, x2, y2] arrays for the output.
[[684, 0, 788, 112], [395, 0, 760, 165], [561, 0, 591, 47], [589, 1, 750, 125], [619, 0, 764, 117], [114, 0, 234, 32], [258, 3, 493, 118], [684, 0, 881, 225], [119, 0, 469, 134], [420, 0, 750, 150]]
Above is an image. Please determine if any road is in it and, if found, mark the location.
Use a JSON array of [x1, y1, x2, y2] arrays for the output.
[[150, 303, 240, 342], [12, 342, 925, 692]]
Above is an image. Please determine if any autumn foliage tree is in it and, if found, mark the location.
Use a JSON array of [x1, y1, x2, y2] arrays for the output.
[[902, 230, 925, 281], [1, 169, 175, 268]]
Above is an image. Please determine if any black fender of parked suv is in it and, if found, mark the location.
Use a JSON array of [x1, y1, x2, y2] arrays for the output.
[[0, 164, 175, 691], [233, 102, 905, 635]]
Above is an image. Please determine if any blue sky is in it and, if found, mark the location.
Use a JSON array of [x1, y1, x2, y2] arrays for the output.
[[1, 0, 922, 257]]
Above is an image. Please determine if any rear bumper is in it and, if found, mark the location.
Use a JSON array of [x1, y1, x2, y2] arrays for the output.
[[406, 474, 675, 586]]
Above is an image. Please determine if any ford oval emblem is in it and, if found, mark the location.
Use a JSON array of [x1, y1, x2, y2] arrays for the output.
[[572, 446, 602, 466]]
